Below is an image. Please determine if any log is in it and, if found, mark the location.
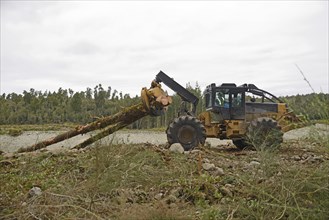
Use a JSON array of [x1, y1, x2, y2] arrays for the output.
[[73, 107, 147, 149], [73, 123, 121, 150], [17, 103, 148, 153]]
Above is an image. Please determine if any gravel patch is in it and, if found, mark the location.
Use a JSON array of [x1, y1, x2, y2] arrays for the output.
[[0, 130, 167, 153], [283, 123, 329, 140], [1, 124, 328, 153]]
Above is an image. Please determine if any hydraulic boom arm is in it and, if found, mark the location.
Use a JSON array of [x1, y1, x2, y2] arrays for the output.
[[155, 71, 199, 115]]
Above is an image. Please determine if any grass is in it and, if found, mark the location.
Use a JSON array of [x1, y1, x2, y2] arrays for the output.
[[0, 144, 198, 219], [234, 123, 329, 220], [0, 123, 77, 135], [88, 143, 196, 193], [235, 147, 329, 219], [1, 134, 328, 219]]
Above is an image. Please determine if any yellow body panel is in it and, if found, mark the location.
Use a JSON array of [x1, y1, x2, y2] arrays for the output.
[[198, 102, 303, 139], [224, 120, 246, 138], [198, 111, 220, 137]]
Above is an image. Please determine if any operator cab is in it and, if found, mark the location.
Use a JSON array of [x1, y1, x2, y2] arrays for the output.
[[204, 83, 285, 122], [204, 83, 246, 120]]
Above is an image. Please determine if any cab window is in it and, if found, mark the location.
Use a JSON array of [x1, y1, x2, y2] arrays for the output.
[[232, 92, 242, 107], [205, 93, 212, 108], [215, 91, 229, 108]]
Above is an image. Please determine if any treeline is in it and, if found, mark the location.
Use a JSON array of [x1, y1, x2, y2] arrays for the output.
[[0, 84, 205, 129], [282, 93, 329, 120], [0, 84, 328, 128]]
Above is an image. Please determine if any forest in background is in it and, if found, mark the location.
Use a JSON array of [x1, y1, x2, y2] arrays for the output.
[[1, 83, 328, 128]]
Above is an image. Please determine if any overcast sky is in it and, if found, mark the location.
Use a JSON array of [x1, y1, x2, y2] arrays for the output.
[[1, 1, 328, 97]]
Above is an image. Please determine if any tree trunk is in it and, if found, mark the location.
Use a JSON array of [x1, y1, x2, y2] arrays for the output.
[[17, 103, 148, 153], [73, 107, 148, 149]]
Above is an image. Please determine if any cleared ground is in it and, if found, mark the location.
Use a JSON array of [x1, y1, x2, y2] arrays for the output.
[[1, 124, 328, 219], [1, 137, 328, 219], [1, 124, 328, 153]]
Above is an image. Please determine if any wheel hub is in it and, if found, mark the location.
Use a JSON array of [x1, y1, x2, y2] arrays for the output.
[[178, 125, 196, 145]]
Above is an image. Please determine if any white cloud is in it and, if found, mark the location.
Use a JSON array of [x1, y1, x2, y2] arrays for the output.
[[1, 1, 328, 97]]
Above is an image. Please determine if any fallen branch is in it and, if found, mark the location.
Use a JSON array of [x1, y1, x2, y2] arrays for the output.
[[35, 204, 105, 220], [295, 64, 315, 93]]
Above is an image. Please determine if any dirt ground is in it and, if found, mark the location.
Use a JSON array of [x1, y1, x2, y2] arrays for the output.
[[0, 124, 328, 153], [1, 124, 328, 219]]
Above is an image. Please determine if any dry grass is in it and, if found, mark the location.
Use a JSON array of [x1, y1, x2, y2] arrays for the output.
[[0, 123, 77, 135], [1, 136, 328, 219]]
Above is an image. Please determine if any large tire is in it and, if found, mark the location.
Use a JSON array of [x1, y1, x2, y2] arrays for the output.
[[247, 117, 283, 150], [166, 115, 206, 151], [232, 139, 248, 150]]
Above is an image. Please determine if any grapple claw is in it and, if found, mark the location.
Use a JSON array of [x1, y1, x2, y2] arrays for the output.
[[141, 80, 172, 116]]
